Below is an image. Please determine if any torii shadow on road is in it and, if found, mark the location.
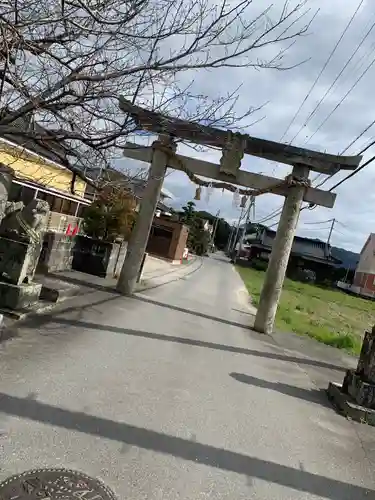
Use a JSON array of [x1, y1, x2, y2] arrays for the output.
[[115, 98, 361, 335]]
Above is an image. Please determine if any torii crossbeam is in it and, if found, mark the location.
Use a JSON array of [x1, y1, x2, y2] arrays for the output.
[[119, 97, 361, 174]]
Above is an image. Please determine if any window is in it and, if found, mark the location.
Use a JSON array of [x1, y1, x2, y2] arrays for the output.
[[9, 183, 36, 204], [38, 192, 55, 209], [61, 199, 78, 215], [69, 202, 78, 216], [38, 191, 47, 201], [152, 226, 173, 238], [76, 204, 85, 218], [8, 183, 22, 202], [20, 186, 35, 204], [52, 197, 63, 213]]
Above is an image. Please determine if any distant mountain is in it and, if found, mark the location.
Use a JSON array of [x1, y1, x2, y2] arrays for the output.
[[196, 210, 216, 222], [331, 246, 359, 270]]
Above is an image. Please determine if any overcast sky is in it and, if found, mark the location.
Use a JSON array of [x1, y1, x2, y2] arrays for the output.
[[121, 0, 375, 253]]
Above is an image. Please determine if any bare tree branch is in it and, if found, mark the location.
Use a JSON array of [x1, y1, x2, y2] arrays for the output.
[[0, 0, 313, 185]]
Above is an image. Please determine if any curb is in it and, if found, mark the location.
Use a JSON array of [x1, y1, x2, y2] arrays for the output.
[[326, 382, 375, 426], [139, 255, 197, 281], [135, 256, 202, 292], [0, 302, 59, 321], [232, 265, 257, 316], [0, 257, 202, 341]]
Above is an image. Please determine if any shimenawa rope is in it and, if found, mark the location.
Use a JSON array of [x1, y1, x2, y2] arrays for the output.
[[151, 140, 311, 197]]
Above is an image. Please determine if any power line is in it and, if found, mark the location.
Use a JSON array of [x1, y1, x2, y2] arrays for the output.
[[307, 112, 375, 192], [306, 56, 375, 144], [310, 123, 368, 191], [332, 227, 347, 236], [338, 41, 375, 90], [358, 136, 375, 155], [328, 153, 375, 191], [302, 219, 334, 225], [254, 200, 334, 229], [269, 1, 371, 201], [256, 144, 370, 225], [290, 17, 375, 145], [335, 219, 349, 228], [315, 148, 375, 194], [254, 206, 283, 224], [278, 0, 364, 143], [341, 116, 375, 154], [300, 226, 332, 231]]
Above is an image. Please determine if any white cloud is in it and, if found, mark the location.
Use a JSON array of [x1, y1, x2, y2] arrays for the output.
[[124, 0, 375, 253]]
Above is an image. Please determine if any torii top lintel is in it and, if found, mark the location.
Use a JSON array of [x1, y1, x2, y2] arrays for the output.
[[119, 97, 361, 175]]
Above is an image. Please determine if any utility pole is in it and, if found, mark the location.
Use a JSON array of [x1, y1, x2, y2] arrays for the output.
[[210, 209, 220, 250], [234, 198, 254, 260], [226, 224, 235, 254], [117, 135, 173, 295], [253, 165, 310, 335], [324, 218, 335, 257], [327, 218, 335, 247], [344, 266, 350, 283], [232, 205, 245, 252]]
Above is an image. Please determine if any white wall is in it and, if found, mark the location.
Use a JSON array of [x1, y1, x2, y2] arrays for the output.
[[356, 235, 375, 273]]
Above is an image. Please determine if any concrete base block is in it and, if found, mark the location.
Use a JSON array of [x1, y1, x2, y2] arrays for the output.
[[327, 382, 375, 426], [0, 281, 42, 310], [343, 369, 375, 409]]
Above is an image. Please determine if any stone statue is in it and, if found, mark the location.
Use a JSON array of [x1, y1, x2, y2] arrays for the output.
[[0, 163, 16, 224], [5, 200, 24, 215], [0, 165, 49, 305], [0, 198, 50, 242]]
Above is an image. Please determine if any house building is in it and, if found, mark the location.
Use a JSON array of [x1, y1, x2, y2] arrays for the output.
[[0, 117, 182, 267], [240, 226, 341, 281], [0, 120, 173, 235], [146, 215, 189, 263], [0, 117, 91, 233], [352, 233, 375, 298]]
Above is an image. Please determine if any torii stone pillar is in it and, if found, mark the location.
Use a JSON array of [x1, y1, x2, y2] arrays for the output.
[[117, 136, 173, 295]]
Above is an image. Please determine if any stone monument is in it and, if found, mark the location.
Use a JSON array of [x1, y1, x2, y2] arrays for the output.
[[0, 165, 50, 310], [328, 325, 375, 425], [342, 327, 375, 409]]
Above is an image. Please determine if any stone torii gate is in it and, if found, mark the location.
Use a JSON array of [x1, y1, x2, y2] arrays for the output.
[[117, 97, 361, 334]]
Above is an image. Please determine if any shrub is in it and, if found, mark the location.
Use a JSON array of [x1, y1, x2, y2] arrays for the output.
[[83, 185, 136, 241]]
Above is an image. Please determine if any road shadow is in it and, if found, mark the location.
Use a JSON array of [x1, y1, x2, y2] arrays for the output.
[[44, 272, 117, 294], [48, 317, 348, 373], [0, 392, 371, 499], [232, 307, 255, 316], [132, 294, 256, 330], [230, 372, 332, 408], [0, 294, 122, 345]]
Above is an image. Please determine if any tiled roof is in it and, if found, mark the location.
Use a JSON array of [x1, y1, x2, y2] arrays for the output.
[[264, 228, 327, 248], [0, 114, 69, 166]]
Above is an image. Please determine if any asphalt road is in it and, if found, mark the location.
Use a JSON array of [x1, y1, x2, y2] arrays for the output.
[[0, 254, 374, 499]]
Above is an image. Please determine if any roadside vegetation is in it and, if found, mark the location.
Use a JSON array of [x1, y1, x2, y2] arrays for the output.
[[236, 266, 375, 355]]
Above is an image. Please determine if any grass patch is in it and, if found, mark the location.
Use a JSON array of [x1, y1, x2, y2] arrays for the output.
[[236, 266, 372, 355]]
